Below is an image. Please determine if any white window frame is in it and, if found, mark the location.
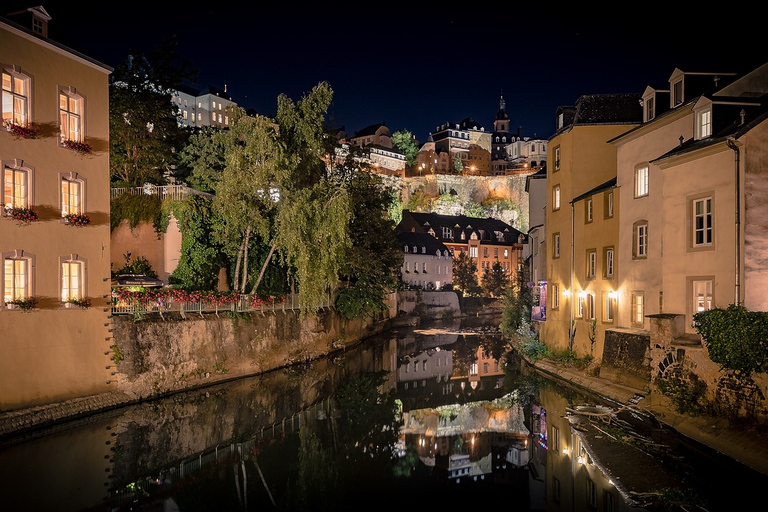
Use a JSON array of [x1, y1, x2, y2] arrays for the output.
[[631, 291, 645, 327], [587, 250, 596, 279], [603, 292, 615, 322], [604, 248, 614, 278], [59, 88, 84, 144], [3, 162, 33, 210], [634, 222, 648, 259], [635, 165, 649, 197], [585, 198, 593, 223], [60, 256, 87, 303], [2, 67, 31, 127], [698, 108, 712, 138], [691, 278, 714, 314], [553, 233, 560, 259], [693, 196, 713, 247], [3, 250, 34, 306], [60, 174, 85, 217], [553, 184, 561, 210]]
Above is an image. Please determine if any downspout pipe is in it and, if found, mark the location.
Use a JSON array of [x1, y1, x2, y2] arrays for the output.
[[726, 137, 741, 305], [570, 202, 575, 349]]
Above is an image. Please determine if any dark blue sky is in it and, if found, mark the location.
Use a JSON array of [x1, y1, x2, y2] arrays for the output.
[[38, 4, 767, 144]]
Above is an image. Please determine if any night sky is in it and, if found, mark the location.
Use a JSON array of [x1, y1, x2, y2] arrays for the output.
[[27, 4, 768, 144]]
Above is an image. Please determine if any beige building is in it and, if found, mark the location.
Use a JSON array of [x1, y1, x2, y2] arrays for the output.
[[172, 83, 237, 129], [612, 63, 768, 333], [0, 9, 114, 410], [541, 94, 641, 357], [431, 118, 492, 174]]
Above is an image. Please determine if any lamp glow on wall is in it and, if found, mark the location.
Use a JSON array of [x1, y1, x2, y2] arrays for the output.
[[562, 289, 570, 298]]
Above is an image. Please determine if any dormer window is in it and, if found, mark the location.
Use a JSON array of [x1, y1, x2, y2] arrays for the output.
[[698, 108, 712, 138], [673, 80, 683, 106]]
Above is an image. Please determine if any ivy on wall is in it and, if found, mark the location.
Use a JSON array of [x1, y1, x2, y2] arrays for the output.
[[110, 193, 169, 233], [693, 304, 768, 375]]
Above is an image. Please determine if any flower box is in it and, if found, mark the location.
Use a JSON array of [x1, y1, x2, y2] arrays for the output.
[[4, 206, 39, 225], [63, 213, 91, 227], [6, 297, 37, 311], [64, 298, 91, 309], [5, 121, 38, 139], [62, 139, 92, 155]]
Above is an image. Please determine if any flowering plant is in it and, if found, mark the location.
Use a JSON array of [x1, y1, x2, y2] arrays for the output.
[[4, 206, 39, 225], [62, 139, 92, 155], [65, 297, 92, 308], [64, 212, 91, 226], [6, 297, 37, 311], [5, 121, 38, 139]]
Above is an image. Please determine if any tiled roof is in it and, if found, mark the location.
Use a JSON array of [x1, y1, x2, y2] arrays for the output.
[[396, 230, 450, 255], [397, 210, 525, 245]]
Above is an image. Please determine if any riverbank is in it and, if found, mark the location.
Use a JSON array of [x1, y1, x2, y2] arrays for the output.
[[528, 357, 768, 478], [3, 317, 768, 481]]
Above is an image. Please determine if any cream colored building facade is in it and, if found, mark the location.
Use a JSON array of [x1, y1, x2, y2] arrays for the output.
[[612, 64, 768, 333], [0, 10, 114, 410], [541, 94, 640, 357]]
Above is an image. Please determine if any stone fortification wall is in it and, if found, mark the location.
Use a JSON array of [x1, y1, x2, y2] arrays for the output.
[[111, 308, 386, 401]]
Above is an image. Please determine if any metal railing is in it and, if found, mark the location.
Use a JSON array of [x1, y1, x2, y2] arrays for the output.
[[110, 184, 213, 200], [111, 291, 331, 318]]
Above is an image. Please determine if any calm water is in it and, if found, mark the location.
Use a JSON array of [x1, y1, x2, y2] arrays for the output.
[[0, 317, 765, 511]]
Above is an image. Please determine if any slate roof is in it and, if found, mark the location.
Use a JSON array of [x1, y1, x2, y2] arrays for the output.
[[397, 210, 525, 246], [353, 123, 387, 137], [566, 93, 643, 127], [396, 230, 451, 255]]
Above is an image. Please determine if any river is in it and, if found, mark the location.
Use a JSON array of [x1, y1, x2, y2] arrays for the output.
[[0, 316, 765, 511]]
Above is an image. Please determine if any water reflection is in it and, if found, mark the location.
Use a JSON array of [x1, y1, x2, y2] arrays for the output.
[[0, 317, 766, 511]]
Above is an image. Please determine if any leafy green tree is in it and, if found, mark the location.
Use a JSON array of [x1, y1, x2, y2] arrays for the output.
[[109, 36, 197, 186], [453, 251, 479, 295], [391, 129, 418, 168], [177, 125, 228, 193], [335, 168, 403, 319], [500, 270, 533, 338], [168, 195, 224, 290], [453, 157, 464, 174], [481, 261, 510, 298]]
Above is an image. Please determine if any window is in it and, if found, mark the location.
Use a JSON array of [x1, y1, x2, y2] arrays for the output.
[[422, 262, 427, 273], [604, 491, 616, 512], [552, 185, 561, 210], [699, 109, 712, 138], [469, 246, 477, 258], [633, 221, 648, 259], [2, 68, 30, 126], [673, 80, 683, 106], [554, 146, 560, 171], [585, 198, 593, 223], [3, 251, 33, 305], [552, 283, 559, 309], [691, 278, 713, 313], [587, 478, 597, 510], [4, 164, 31, 210], [587, 250, 596, 279], [587, 293, 595, 320], [553, 233, 560, 259], [577, 293, 585, 318], [692, 196, 713, 247], [61, 258, 85, 302], [604, 191, 614, 218], [59, 89, 84, 143], [552, 477, 561, 504], [645, 96, 655, 121], [61, 175, 84, 216], [604, 247, 614, 278], [551, 426, 560, 452], [635, 165, 649, 197], [442, 226, 453, 239], [604, 292, 615, 322], [631, 292, 645, 327]]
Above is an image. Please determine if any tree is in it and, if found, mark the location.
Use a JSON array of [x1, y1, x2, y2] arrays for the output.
[[500, 269, 533, 338], [481, 261, 510, 298], [177, 125, 229, 193], [168, 195, 224, 290], [335, 166, 403, 319], [391, 129, 418, 168], [453, 251, 479, 295], [109, 36, 197, 186]]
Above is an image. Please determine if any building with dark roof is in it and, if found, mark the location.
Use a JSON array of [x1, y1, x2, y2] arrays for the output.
[[171, 83, 237, 129], [396, 230, 452, 290], [396, 210, 525, 289]]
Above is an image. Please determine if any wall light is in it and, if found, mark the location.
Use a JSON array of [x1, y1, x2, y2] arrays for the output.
[[562, 289, 570, 297], [609, 291, 618, 299]]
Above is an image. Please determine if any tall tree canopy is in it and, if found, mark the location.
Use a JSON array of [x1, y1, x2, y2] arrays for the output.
[[109, 36, 197, 186], [391, 129, 418, 169]]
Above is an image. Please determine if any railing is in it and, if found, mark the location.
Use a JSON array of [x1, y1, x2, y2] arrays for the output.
[[110, 184, 213, 200], [111, 291, 331, 317]]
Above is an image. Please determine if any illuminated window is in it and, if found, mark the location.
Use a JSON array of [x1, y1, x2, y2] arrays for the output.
[[3, 251, 33, 305], [635, 165, 649, 197], [61, 175, 84, 216], [604, 247, 614, 278], [59, 89, 84, 143], [553, 184, 561, 210], [692, 279, 713, 313], [699, 109, 712, 138], [61, 258, 85, 302], [3, 164, 30, 209], [631, 292, 645, 327], [2, 68, 30, 126]]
